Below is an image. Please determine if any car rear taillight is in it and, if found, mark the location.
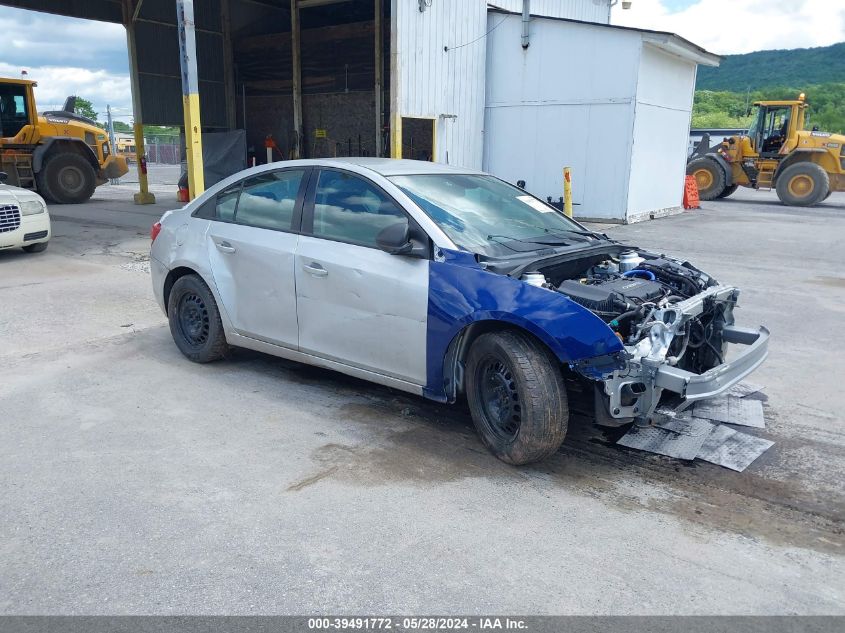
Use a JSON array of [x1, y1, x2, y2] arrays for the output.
[[151, 221, 162, 242]]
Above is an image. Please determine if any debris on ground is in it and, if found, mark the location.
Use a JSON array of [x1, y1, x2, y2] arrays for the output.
[[617, 415, 713, 460], [615, 382, 773, 471], [696, 424, 775, 472], [694, 396, 766, 428]]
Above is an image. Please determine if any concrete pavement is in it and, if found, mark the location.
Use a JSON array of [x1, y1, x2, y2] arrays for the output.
[[0, 186, 843, 614]]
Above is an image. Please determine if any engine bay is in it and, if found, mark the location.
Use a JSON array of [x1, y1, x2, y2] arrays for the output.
[[522, 249, 732, 376]]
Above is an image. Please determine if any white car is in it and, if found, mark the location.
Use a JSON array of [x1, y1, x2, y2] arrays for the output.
[[0, 174, 51, 253], [150, 158, 767, 465]]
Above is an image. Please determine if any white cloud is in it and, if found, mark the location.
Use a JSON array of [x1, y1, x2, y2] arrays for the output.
[[0, 6, 131, 120], [0, 63, 133, 121], [612, 0, 845, 54]]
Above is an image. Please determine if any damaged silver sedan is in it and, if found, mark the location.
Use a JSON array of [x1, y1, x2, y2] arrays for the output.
[[150, 159, 768, 465]]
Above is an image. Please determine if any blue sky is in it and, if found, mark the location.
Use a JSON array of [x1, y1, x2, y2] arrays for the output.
[[661, 0, 700, 12]]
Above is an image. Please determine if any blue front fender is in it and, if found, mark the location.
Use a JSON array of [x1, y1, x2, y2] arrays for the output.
[[425, 249, 624, 400]]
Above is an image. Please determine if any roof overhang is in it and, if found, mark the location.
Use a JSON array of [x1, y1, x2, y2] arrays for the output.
[[487, 5, 721, 68], [641, 33, 720, 67]]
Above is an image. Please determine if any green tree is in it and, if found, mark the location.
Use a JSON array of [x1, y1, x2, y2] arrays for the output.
[[692, 83, 845, 134], [72, 97, 98, 121]]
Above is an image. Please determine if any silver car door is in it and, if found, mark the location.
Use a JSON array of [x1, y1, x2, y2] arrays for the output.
[[295, 168, 429, 385], [206, 168, 308, 348]]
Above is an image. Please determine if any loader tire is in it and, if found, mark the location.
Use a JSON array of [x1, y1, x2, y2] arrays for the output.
[[717, 184, 739, 199], [687, 157, 726, 200], [776, 162, 829, 207], [36, 152, 96, 204]]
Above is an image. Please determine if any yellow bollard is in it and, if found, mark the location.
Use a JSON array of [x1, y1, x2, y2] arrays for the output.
[[563, 167, 573, 218]]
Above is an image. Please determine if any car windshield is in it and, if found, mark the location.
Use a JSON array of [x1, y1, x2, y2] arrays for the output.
[[388, 173, 593, 257]]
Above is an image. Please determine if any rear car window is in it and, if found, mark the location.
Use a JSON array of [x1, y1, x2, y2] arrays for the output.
[[215, 185, 239, 222], [235, 170, 304, 231]]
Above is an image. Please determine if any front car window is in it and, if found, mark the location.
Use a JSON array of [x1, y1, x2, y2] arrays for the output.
[[389, 174, 586, 257], [312, 170, 407, 247]]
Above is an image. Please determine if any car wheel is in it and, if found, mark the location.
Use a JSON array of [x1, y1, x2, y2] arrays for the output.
[[465, 331, 568, 465], [775, 162, 830, 207], [23, 242, 48, 253], [717, 184, 739, 199], [687, 157, 726, 200], [167, 274, 228, 363]]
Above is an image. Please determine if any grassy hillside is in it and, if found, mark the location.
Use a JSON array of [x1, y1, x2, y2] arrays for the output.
[[692, 83, 845, 133], [692, 42, 845, 133], [697, 42, 845, 91]]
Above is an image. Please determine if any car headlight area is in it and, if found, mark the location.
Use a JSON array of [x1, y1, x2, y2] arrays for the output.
[[20, 199, 47, 215]]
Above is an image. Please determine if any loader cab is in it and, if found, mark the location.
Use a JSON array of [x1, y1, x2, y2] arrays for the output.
[[747, 98, 805, 157], [0, 81, 34, 140]]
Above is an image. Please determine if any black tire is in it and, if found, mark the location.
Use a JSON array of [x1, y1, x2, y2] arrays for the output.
[[465, 331, 568, 465], [687, 157, 726, 200], [717, 184, 739, 199], [22, 242, 48, 253], [167, 274, 228, 363], [775, 162, 830, 207], [823, 189, 832, 201], [36, 151, 96, 204]]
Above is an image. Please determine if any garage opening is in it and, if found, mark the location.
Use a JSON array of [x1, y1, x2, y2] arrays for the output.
[[233, 0, 389, 163], [400, 117, 435, 161]]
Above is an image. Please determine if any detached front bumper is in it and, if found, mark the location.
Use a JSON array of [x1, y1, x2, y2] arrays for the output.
[[655, 325, 769, 403]]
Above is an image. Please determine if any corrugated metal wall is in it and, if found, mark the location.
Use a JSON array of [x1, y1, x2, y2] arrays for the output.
[[135, 0, 228, 128], [489, 0, 610, 23], [626, 44, 696, 221], [393, 0, 487, 168], [482, 13, 641, 221]]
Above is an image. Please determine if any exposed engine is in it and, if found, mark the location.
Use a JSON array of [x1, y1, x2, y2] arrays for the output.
[[525, 250, 731, 376]]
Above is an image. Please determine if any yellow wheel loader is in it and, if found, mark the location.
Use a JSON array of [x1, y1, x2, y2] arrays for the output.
[[0, 77, 128, 204], [687, 93, 845, 206]]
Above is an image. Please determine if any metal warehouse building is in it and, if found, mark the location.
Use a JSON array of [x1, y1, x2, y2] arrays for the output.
[[1, 0, 718, 223]]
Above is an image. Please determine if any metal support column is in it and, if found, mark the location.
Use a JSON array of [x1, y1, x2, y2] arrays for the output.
[[291, 0, 303, 159], [177, 0, 205, 199], [221, 0, 237, 130], [374, 0, 383, 157], [106, 105, 120, 184], [389, 0, 401, 159], [125, 0, 155, 204]]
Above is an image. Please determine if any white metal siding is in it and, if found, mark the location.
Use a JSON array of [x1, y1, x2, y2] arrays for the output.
[[490, 0, 611, 23], [394, 0, 487, 168], [483, 14, 640, 220], [626, 44, 697, 221]]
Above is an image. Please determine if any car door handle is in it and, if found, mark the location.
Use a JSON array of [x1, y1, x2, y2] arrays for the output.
[[303, 262, 328, 277], [216, 240, 236, 254]]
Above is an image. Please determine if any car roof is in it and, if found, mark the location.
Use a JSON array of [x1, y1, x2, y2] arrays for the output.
[[299, 157, 484, 177]]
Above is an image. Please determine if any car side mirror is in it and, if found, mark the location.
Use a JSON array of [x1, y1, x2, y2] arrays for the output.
[[0, 171, 8, 183], [376, 220, 428, 258]]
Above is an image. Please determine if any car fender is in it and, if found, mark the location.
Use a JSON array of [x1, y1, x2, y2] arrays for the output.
[[425, 249, 624, 401]]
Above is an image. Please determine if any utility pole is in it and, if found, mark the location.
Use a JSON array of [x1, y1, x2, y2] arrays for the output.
[[106, 105, 120, 184], [177, 0, 205, 198]]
